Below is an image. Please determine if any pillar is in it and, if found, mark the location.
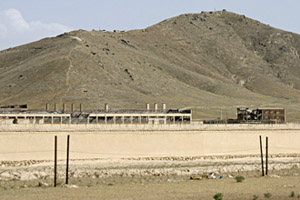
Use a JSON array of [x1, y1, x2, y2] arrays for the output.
[[96, 116, 98, 124], [51, 116, 53, 124], [105, 116, 107, 124], [122, 116, 124, 124], [139, 116, 142, 124], [87, 116, 89, 124]]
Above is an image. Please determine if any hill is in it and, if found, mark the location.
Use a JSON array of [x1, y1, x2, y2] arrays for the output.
[[1, 11, 300, 120]]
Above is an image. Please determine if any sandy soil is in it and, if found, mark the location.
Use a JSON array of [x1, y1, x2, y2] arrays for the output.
[[0, 175, 300, 200]]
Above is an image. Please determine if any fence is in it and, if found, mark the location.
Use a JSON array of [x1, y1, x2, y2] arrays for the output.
[[0, 129, 300, 188]]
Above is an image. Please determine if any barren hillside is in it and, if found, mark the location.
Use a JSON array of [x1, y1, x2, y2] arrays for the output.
[[1, 11, 300, 120]]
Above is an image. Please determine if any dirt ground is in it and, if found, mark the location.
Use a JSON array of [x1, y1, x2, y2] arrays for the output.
[[0, 155, 300, 199], [0, 176, 300, 200]]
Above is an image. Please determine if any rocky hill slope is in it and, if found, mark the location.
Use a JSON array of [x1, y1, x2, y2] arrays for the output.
[[1, 11, 300, 120]]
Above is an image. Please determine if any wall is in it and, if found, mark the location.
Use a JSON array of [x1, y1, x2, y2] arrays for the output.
[[0, 129, 299, 161]]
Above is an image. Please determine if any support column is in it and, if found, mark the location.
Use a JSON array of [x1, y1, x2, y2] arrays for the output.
[[60, 117, 62, 124], [181, 115, 184, 123], [130, 116, 133, 124], [51, 116, 53, 124], [122, 116, 124, 124], [87, 116, 90, 124], [69, 117, 71, 124], [96, 116, 98, 124], [105, 116, 107, 124], [139, 116, 142, 124], [173, 116, 176, 124], [113, 116, 116, 124]]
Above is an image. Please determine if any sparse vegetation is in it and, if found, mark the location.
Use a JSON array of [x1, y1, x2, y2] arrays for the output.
[[253, 194, 259, 200], [2, 11, 300, 121], [264, 193, 272, 198], [235, 176, 245, 182], [290, 191, 295, 198], [213, 193, 223, 200]]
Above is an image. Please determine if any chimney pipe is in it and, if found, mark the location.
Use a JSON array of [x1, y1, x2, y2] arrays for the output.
[[71, 103, 75, 112], [163, 103, 166, 111], [146, 103, 150, 111], [63, 103, 66, 113], [154, 103, 158, 111], [80, 103, 83, 112], [105, 103, 109, 112]]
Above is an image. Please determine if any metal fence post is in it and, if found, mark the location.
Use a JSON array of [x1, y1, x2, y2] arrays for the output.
[[54, 136, 57, 187], [66, 135, 70, 184], [259, 135, 264, 176]]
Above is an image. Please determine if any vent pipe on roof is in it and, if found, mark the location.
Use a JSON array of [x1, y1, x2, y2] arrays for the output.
[[63, 104, 66, 113], [71, 103, 75, 112], [163, 103, 166, 111], [154, 103, 158, 111], [105, 103, 109, 112], [46, 103, 49, 112], [146, 103, 150, 111], [80, 103, 83, 112]]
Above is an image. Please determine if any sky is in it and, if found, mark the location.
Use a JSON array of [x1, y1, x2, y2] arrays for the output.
[[0, 0, 300, 50]]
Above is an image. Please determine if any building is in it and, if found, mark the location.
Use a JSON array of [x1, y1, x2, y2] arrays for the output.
[[236, 107, 285, 123], [0, 103, 192, 125]]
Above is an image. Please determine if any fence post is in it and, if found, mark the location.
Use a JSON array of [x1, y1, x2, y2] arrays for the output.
[[266, 136, 268, 176], [66, 135, 70, 184], [54, 136, 57, 187], [259, 135, 264, 176]]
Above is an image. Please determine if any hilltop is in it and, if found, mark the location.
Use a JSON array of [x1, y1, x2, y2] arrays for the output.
[[1, 11, 300, 120]]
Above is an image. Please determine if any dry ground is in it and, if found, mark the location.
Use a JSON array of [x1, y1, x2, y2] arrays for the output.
[[1, 176, 300, 200]]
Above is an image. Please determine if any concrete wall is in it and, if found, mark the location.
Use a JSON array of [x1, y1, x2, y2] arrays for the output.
[[0, 130, 299, 161], [1, 123, 300, 132]]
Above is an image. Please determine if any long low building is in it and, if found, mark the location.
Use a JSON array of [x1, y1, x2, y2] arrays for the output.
[[0, 104, 192, 125]]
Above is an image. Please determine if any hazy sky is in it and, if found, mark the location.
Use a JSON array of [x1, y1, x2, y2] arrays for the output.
[[0, 0, 299, 50]]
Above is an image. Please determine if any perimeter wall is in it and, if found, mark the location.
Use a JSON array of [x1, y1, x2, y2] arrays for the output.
[[0, 124, 299, 161]]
